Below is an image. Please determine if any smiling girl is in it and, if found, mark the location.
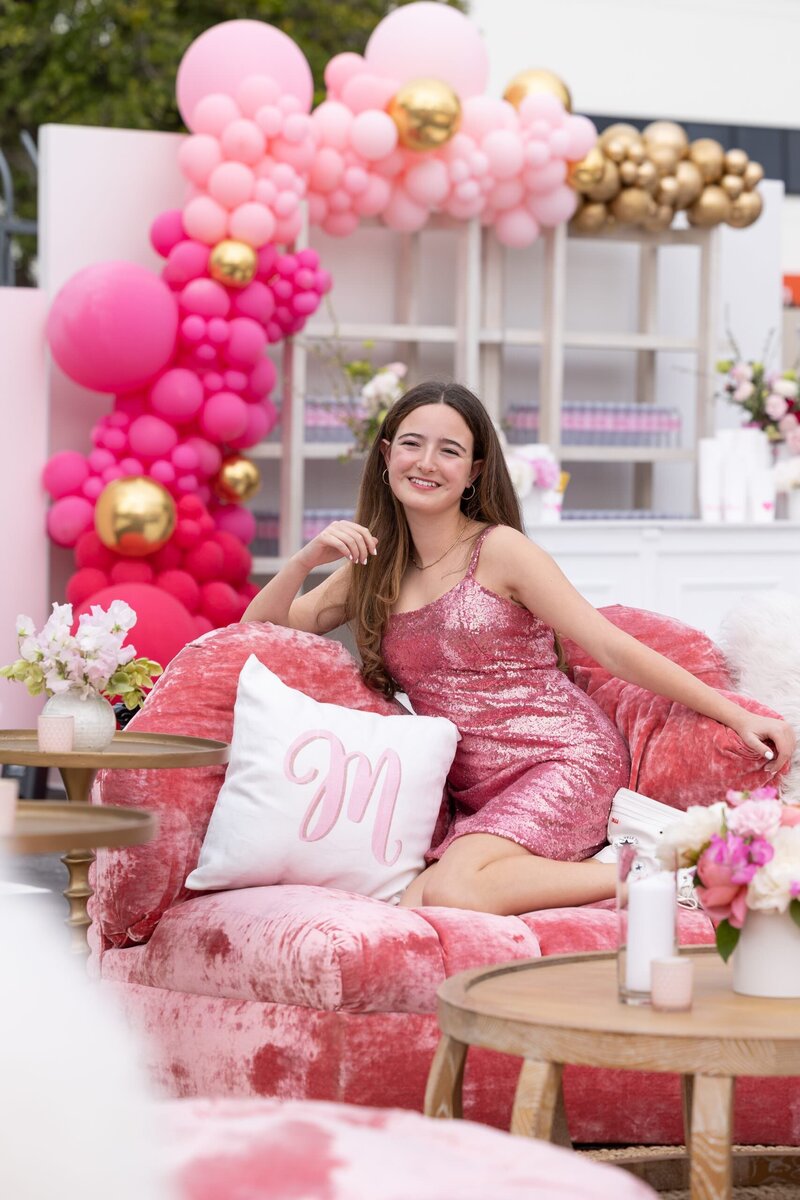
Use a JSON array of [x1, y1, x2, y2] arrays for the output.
[[243, 381, 795, 915]]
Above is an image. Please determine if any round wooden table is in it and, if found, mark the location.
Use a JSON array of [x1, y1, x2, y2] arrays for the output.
[[424, 950, 800, 1200], [5, 800, 156, 855], [0, 730, 230, 952]]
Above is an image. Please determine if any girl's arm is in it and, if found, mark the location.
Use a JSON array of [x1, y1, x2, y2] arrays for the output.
[[482, 527, 797, 773]]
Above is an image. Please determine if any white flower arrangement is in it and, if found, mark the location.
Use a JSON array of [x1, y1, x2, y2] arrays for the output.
[[504, 442, 561, 499], [0, 601, 162, 709], [773, 455, 800, 493]]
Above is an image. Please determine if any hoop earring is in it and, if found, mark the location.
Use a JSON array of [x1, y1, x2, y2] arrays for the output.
[[462, 483, 476, 500], [382, 469, 389, 484]]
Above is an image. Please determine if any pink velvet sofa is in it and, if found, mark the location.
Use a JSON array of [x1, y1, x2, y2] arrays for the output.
[[92, 614, 800, 1147]]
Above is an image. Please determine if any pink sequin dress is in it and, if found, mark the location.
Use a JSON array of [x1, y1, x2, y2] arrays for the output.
[[382, 526, 630, 862]]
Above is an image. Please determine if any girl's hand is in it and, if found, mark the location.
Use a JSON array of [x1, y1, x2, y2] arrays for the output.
[[295, 520, 378, 569], [732, 713, 797, 775]]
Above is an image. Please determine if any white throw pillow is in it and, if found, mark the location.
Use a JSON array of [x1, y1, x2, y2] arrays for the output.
[[186, 655, 460, 902]]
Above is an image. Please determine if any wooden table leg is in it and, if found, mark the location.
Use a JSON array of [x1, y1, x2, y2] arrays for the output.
[[424, 1035, 467, 1119], [511, 1060, 571, 1146], [682, 1074, 695, 1154], [58, 766, 99, 956], [689, 1075, 733, 1200]]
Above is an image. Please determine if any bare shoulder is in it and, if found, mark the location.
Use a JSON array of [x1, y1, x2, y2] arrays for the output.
[[481, 525, 548, 568]]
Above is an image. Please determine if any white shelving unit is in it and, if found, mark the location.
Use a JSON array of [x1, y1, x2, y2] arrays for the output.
[[250, 217, 721, 575]]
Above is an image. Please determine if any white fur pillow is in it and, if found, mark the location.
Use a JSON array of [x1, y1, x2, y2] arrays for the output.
[[719, 590, 800, 804], [186, 655, 460, 902]]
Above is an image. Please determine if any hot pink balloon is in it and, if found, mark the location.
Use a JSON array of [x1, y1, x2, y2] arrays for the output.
[[365, 2, 489, 97], [150, 210, 186, 258], [200, 392, 249, 441], [180, 278, 231, 318], [163, 240, 210, 287], [247, 356, 277, 397], [43, 451, 90, 500], [176, 20, 313, 130], [213, 503, 256, 543], [47, 262, 179, 394], [225, 317, 267, 366], [150, 368, 204, 423], [232, 280, 275, 325], [47, 496, 95, 548], [227, 401, 272, 449], [185, 437, 223, 478], [128, 415, 179, 460]]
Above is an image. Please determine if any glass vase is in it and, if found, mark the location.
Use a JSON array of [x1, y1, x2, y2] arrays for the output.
[[42, 690, 117, 752], [616, 841, 677, 1005]]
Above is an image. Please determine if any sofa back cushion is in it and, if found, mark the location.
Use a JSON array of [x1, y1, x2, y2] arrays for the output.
[[94, 623, 404, 947]]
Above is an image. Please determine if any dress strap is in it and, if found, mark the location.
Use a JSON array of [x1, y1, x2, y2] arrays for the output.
[[465, 524, 496, 577]]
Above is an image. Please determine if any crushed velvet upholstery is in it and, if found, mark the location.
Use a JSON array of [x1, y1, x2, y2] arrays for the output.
[[93, 616, 799, 1147], [163, 1097, 658, 1200]]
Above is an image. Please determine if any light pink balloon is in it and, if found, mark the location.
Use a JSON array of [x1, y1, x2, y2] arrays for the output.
[[177, 134, 223, 186], [200, 392, 249, 441], [488, 179, 524, 211], [460, 96, 517, 140], [404, 158, 450, 207], [275, 212, 304, 243], [191, 94, 241, 137], [494, 207, 540, 247], [150, 210, 186, 257], [220, 118, 266, 165], [308, 194, 328, 223], [564, 114, 597, 161], [183, 195, 229, 244], [185, 437, 223, 478], [275, 188, 300, 215], [365, 2, 489, 97], [524, 159, 567, 194], [282, 113, 312, 144], [128, 415, 179, 459], [549, 128, 570, 158], [354, 174, 392, 217], [163, 240, 210, 288], [323, 211, 361, 237], [482, 129, 525, 180], [47, 262, 179, 394], [341, 73, 398, 115], [213, 503, 256, 543], [312, 101, 353, 151], [150, 368, 204, 423], [255, 104, 283, 139], [372, 148, 410, 178], [527, 184, 578, 227], [324, 52, 367, 97], [177, 20, 313, 130], [525, 139, 551, 169], [47, 496, 95, 548], [180, 278, 231, 318], [382, 188, 429, 233], [228, 201, 276, 247], [208, 161, 255, 208], [445, 193, 485, 220], [328, 188, 352, 214], [225, 317, 267, 366], [270, 135, 316, 172], [350, 110, 398, 161], [236, 73, 282, 116], [519, 93, 566, 127], [309, 146, 345, 193]]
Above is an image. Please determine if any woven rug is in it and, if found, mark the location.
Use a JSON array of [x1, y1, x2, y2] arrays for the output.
[[580, 1145, 800, 1197]]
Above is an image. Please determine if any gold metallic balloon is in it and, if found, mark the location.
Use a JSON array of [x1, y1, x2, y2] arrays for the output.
[[674, 160, 705, 209], [642, 203, 675, 233], [567, 146, 605, 191], [599, 123, 641, 149], [727, 190, 763, 229], [648, 144, 680, 177], [212, 454, 262, 504], [585, 158, 621, 203], [687, 184, 732, 227], [689, 138, 725, 183], [387, 78, 461, 151], [626, 143, 646, 165], [724, 148, 748, 177], [94, 477, 176, 557], [503, 68, 572, 113], [611, 187, 655, 225], [657, 175, 679, 206], [642, 120, 689, 157], [620, 160, 638, 185], [209, 239, 258, 288], [570, 201, 609, 232], [743, 160, 764, 190], [603, 137, 629, 164], [721, 173, 745, 200], [636, 160, 658, 192]]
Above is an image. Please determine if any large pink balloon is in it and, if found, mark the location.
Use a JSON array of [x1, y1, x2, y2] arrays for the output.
[[47, 263, 179, 393], [176, 20, 314, 130], [74, 583, 196, 668], [365, 2, 489, 98]]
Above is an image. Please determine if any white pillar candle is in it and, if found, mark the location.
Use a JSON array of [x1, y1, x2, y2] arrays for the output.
[[651, 956, 694, 1011], [37, 714, 75, 754], [0, 777, 19, 836], [624, 870, 676, 994]]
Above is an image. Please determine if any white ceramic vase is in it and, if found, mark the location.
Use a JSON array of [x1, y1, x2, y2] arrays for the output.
[[42, 690, 117, 752], [732, 909, 800, 998], [787, 488, 800, 523]]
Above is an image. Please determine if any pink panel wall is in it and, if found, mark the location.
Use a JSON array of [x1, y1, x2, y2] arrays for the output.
[[0, 288, 49, 727]]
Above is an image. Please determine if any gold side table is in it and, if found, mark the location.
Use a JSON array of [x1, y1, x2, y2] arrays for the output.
[[0, 730, 229, 953]]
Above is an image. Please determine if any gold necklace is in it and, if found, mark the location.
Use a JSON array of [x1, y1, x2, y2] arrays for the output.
[[410, 522, 469, 571]]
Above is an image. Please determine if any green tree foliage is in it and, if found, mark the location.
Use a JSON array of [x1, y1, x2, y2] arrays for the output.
[[0, 0, 465, 281]]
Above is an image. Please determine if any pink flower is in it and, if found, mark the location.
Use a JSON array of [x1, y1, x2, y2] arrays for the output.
[[727, 800, 782, 840], [791, 881, 800, 897], [695, 835, 751, 928], [765, 393, 789, 420], [730, 363, 753, 383], [734, 381, 755, 403], [780, 806, 800, 827], [779, 414, 799, 434], [788, 428, 800, 455]]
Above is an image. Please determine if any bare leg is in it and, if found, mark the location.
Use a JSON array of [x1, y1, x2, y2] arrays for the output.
[[399, 833, 615, 915]]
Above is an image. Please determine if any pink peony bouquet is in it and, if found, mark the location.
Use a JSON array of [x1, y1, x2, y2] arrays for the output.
[[661, 787, 800, 961]]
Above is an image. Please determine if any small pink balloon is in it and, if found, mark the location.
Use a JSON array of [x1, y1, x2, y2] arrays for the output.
[[282, 113, 312, 144], [549, 128, 570, 158], [354, 174, 392, 217], [527, 184, 578, 227], [180, 278, 231, 318], [309, 146, 345, 193], [563, 114, 597, 162], [150, 210, 186, 258], [81, 477, 105, 501], [150, 368, 204, 423], [220, 118, 266, 165], [308, 194, 328, 224], [519, 93, 565, 127], [328, 188, 352, 215], [227, 402, 271, 449], [382, 188, 429, 233], [118, 457, 144, 475], [461, 96, 517, 140], [524, 159, 567, 194], [494, 206, 540, 247], [349, 110, 398, 161], [275, 188, 300, 216], [103, 428, 127, 453], [228, 202, 276, 247], [270, 135, 315, 172], [47, 496, 95, 548], [42, 451, 90, 500], [185, 437, 223, 478], [404, 158, 450, 207], [223, 369, 247, 391], [254, 178, 277, 206], [177, 21, 313, 129], [47, 262, 179, 394], [323, 211, 361, 237], [488, 179, 524, 211], [207, 317, 230, 344], [175, 474, 199, 494], [246, 357, 277, 398], [340, 73, 398, 115], [180, 314, 206, 343], [324, 52, 367, 97], [445, 192, 485, 220], [232, 280, 275, 324], [202, 371, 224, 392], [236, 73, 282, 116], [128, 415, 179, 459], [200, 391, 249, 441], [163, 240, 210, 287], [208, 161, 255, 208], [171, 443, 201, 472], [365, 2, 489, 98], [255, 104, 283, 139], [482, 129, 525, 180], [183, 195, 229, 244], [177, 134, 223, 186], [225, 317, 267, 367], [88, 448, 114, 473], [371, 147, 409, 178], [150, 459, 177, 486], [274, 212, 304, 244], [190, 94, 241, 136], [312, 101, 353, 151], [291, 291, 320, 317], [525, 139, 551, 169]]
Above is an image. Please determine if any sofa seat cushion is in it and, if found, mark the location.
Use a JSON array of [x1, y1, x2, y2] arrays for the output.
[[99, 884, 542, 1012], [164, 1097, 657, 1200]]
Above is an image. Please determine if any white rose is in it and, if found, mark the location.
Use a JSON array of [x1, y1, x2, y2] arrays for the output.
[[772, 378, 799, 399], [660, 802, 727, 867], [505, 453, 534, 499], [746, 826, 800, 913]]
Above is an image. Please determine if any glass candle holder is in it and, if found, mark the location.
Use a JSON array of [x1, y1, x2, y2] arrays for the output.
[[651, 955, 694, 1012], [37, 713, 75, 754], [617, 839, 677, 1005], [0, 777, 19, 836]]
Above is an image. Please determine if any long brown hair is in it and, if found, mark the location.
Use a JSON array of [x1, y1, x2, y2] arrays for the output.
[[344, 381, 526, 696]]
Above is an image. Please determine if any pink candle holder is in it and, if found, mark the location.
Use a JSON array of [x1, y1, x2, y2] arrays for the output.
[[0, 777, 19, 835], [651, 955, 694, 1012], [37, 713, 75, 754]]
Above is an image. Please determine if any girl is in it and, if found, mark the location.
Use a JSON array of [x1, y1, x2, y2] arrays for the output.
[[244, 381, 795, 915]]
